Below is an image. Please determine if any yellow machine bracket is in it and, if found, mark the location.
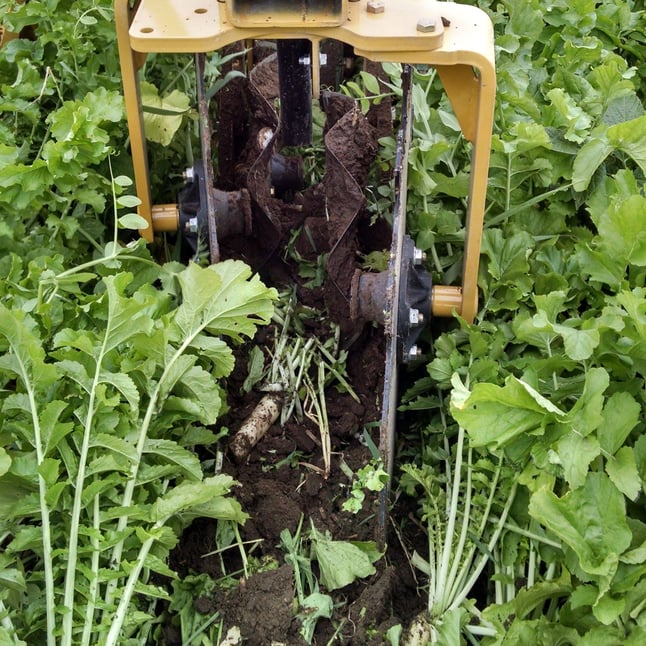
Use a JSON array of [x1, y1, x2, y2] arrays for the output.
[[114, 0, 495, 324]]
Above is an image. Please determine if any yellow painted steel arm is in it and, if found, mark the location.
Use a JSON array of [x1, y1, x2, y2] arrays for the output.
[[114, 0, 155, 242], [114, 0, 495, 323]]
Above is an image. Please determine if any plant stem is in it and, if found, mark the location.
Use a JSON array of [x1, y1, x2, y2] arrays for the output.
[[62, 317, 111, 646], [14, 353, 56, 646], [449, 481, 518, 611], [80, 494, 102, 646], [432, 424, 465, 614], [441, 446, 473, 611], [104, 527, 160, 646]]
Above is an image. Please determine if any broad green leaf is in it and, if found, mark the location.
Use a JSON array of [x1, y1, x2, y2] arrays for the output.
[[597, 195, 646, 267], [300, 592, 333, 642], [116, 195, 141, 209], [566, 367, 608, 437], [529, 473, 632, 577], [99, 370, 140, 412], [310, 526, 380, 590], [0, 567, 26, 592], [606, 447, 641, 501], [37, 458, 60, 486], [553, 433, 600, 489], [599, 392, 640, 456], [242, 345, 265, 393], [608, 115, 646, 178], [593, 593, 625, 625], [0, 305, 58, 390], [0, 161, 52, 210], [572, 136, 612, 191], [133, 580, 171, 600], [101, 274, 155, 354], [186, 495, 248, 524], [158, 353, 197, 402], [602, 94, 644, 126], [162, 364, 222, 425], [546, 88, 592, 143], [0, 448, 11, 477], [188, 333, 234, 378], [140, 81, 190, 146], [118, 213, 149, 230], [451, 377, 565, 449], [553, 324, 599, 361]]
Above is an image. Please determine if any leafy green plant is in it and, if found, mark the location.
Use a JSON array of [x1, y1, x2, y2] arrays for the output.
[[0, 198, 276, 644], [342, 459, 389, 514], [396, 0, 646, 642], [279, 516, 382, 643]]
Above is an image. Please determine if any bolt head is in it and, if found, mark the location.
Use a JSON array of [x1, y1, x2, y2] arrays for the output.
[[409, 308, 420, 326], [413, 247, 427, 266], [367, 0, 385, 14], [417, 17, 437, 33], [185, 217, 198, 233], [183, 167, 195, 183], [407, 345, 422, 362]]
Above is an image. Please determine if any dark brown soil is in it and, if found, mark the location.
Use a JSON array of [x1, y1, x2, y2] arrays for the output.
[[165, 49, 427, 645]]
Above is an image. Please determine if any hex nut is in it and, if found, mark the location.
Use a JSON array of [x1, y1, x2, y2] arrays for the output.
[[367, 1, 385, 14], [417, 17, 437, 33]]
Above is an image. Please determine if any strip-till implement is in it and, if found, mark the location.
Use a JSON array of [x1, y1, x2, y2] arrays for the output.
[[114, 0, 495, 538]]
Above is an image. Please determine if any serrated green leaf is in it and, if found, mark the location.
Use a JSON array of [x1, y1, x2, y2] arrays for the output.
[[89, 433, 137, 463], [142, 439, 202, 481], [151, 474, 235, 522], [99, 370, 140, 411], [174, 261, 276, 343]]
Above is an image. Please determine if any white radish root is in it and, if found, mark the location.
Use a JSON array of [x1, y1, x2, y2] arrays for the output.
[[229, 393, 282, 461]]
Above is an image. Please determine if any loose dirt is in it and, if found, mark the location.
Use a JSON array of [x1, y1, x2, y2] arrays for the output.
[[165, 50, 427, 645]]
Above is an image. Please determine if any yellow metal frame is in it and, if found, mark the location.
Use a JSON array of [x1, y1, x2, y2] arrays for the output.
[[114, 0, 495, 323]]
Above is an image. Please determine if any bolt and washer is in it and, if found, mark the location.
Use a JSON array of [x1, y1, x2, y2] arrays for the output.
[[185, 217, 198, 233], [417, 17, 437, 33], [413, 247, 427, 266], [409, 309, 425, 326], [407, 345, 422, 362], [367, 1, 385, 14], [183, 167, 194, 182]]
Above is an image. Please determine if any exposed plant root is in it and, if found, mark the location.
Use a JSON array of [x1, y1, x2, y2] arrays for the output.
[[229, 393, 282, 461]]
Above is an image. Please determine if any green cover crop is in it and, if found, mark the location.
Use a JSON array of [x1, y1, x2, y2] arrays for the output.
[[0, 236, 276, 644]]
